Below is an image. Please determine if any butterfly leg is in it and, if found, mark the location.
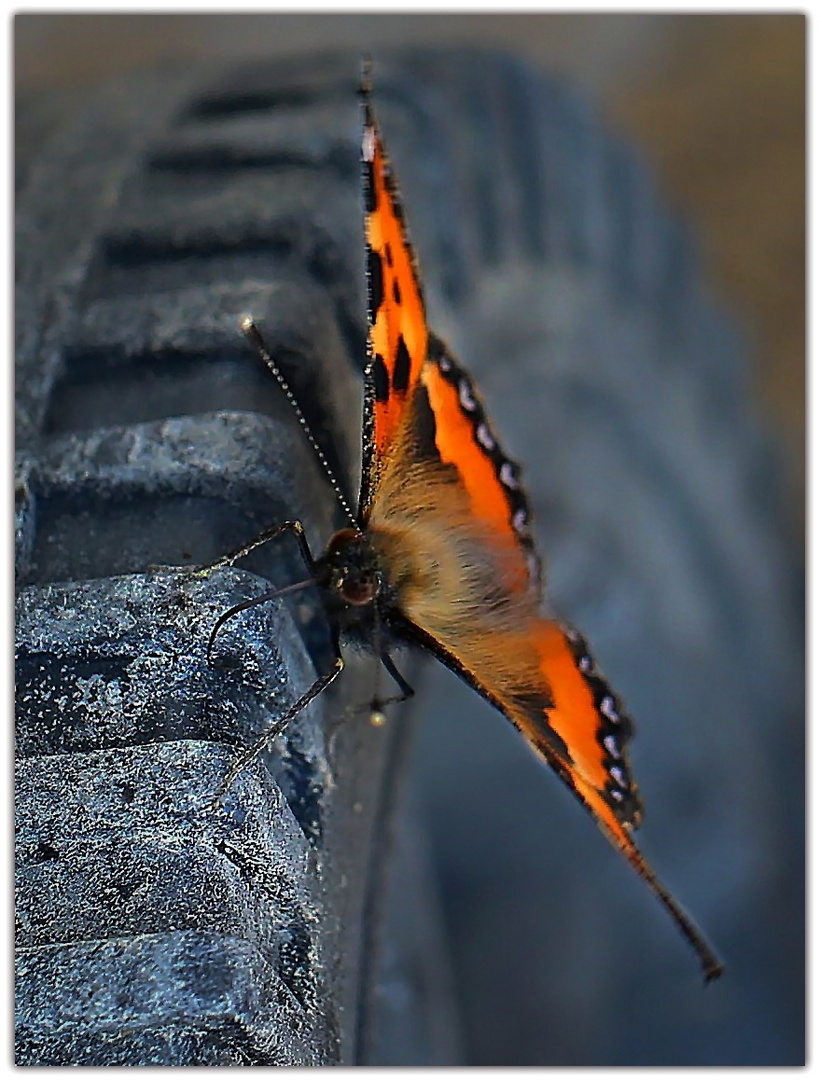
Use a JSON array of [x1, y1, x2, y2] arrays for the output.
[[378, 651, 415, 704], [148, 519, 315, 578], [361, 652, 415, 727], [323, 652, 414, 761], [192, 519, 315, 577], [206, 577, 317, 665], [163, 519, 316, 663], [212, 645, 345, 808]]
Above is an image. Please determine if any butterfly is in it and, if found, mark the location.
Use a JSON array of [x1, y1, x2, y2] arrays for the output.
[[203, 62, 723, 984]]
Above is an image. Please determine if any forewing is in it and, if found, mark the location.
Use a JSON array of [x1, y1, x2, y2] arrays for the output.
[[357, 79, 540, 597], [358, 79, 428, 519]]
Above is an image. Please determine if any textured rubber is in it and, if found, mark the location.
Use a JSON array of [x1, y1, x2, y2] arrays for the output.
[[15, 53, 421, 1066], [15, 49, 802, 1065]]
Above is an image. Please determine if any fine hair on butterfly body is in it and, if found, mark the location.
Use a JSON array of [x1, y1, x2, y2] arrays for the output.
[[203, 62, 724, 985]]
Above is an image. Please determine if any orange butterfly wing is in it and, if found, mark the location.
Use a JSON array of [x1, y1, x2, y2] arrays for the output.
[[403, 609, 721, 981], [527, 621, 643, 830], [357, 71, 721, 981], [357, 80, 540, 595], [419, 337, 541, 595], [358, 82, 428, 519]]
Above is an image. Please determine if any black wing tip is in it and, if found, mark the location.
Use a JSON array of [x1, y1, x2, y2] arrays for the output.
[[702, 956, 725, 985], [667, 893, 725, 987], [359, 54, 374, 99], [359, 54, 377, 137]]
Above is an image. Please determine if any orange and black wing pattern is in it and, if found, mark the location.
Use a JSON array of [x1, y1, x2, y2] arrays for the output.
[[357, 68, 721, 982], [413, 610, 722, 982], [358, 70, 428, 520], [357, 74, 540, 596], [419, 335, 542, 596]]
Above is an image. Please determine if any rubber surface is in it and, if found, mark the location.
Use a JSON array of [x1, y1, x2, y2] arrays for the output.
[[15, 53, 434, 1066], [16, 49, 803, 1064]]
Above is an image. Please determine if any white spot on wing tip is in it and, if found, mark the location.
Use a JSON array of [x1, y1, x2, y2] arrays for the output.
[[601, 695, 619, 723], [499, 462, 518, 489], [610, 765, 627, 788], [476, 423, 495, 450], [362, 127, 376, 163], [603, 734, 620, 759], [458, 380, 476, 412], [512, 508, 529, 536]]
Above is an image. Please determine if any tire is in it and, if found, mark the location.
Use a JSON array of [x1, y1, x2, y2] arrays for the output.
[[15, 49, 802, 1065], [15, 51, 452, 1066]]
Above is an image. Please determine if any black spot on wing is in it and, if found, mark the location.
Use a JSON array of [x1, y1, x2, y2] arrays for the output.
[[408, 381, 438, 460], [392, 278, 402, 305], [393, 336, 411, 392], [388, 186, 407, 227], [373, 354, 389, 403], [510, 690, 577, 766], [363, 158, 377, 214], [368, 247, 384, 316], [385, 242, 393, 267]]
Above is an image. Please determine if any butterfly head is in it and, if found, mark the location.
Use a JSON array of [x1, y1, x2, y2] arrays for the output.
[[317, 527, 382, 611]]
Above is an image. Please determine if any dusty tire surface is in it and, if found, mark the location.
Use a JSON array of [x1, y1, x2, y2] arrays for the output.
[[15, 50, 446, 1066], [16, 49, 802, 1064]]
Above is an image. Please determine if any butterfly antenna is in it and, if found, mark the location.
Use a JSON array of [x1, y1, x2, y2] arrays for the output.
[[240, 316, 360, 531]]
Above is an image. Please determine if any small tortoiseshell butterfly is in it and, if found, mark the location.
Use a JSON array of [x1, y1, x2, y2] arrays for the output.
[[205, 64, 723, 983]]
